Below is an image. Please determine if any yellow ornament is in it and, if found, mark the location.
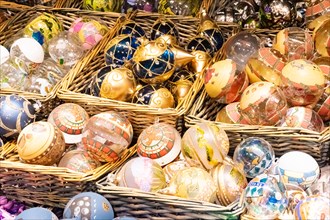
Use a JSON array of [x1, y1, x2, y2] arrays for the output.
[[83, 0, 122, 12]]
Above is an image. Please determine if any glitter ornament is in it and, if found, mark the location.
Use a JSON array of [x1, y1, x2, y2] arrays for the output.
[[163, 160, 190, 183], [215, 102, 249, 124], [15, 207, 58, 220], [0, 58, 29, 90], [83, 0, 122, 12], [294, 196, 330, 220]]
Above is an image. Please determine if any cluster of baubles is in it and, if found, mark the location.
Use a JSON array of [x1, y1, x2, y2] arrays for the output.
[[212, 0, 330, 29], [205, 16, 330, 131], [83, 0, 202, 16], [0, 13, 109, 95], [85, 13, 225, 108]]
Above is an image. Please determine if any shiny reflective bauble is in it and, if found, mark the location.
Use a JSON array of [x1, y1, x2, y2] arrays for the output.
[[100, 67, 137, 102], [0, 95, 37, 139], [277, 151, 320, 189], [314, 19, 330, 57], [160, 167, 217, 202], [186, 36, 214, 54], [205, 59, 247, 104], [25, 74, 54, 96], [17, 121, 66, 165], [305, 0, 330, 24], [63, 192, 114, 220], [163, 160, 190, 183], [307, 13, 330, 33], [32, 57, 66, 86], [167, 69, 194, 103], [222, 31, 261, 71], [215, 102, 249, 124], [23, 13, 64, 47], [116, 157, 167, 192], [234, 137, 275, 178], [81, 111, 133, 163], [158, 0, 201, 16], [199, 13, 225, 51], [232, 0, 259, 21], [0, 59, 29, 90], [259, 0, 296, 29], [89, 64, 120, 96], [58, 149, 101, 173], [280, 59, 325, 107], [245, 48, 287, 86], [105, 35, 140, 66], [47, 103, 89, 144], [69, 17, 109, 51], [14, 207, 58, 220], [132, 84, 175, 108], [83, 0, 122, 12], [48, 31, 85, 68], [294, 196, 330, 220], [279, 107, 324, 132], [214, 7, 240, 23], [273, 27, 314, 61], [189, 50, 212, 75], [244, 174, 288, 218], [137, 123, 181, 166], [181, 122, 229, 170], [150, 18, 179, 42], [210, 162, 248, 206], [117, 20, 146, 38], [123, 0, 158, 12]]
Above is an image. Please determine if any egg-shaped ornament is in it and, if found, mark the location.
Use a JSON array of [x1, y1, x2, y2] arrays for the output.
[[159, 167, 217, 202], [150, 17, 180, 43], [222, 31, 261, 71], [69, 17, 109, 51], [158, 0, 201, 16], [167, 69, 194, 103], [58, 149, 101, 173], [186, 36, 215, 55], [48, 31, 85, 68], [294, 196, 330, 220], [0, 95, 39, 139], [279, 107, 325, 132], [17, 121, 66, 165], [272, 27, 314, 61], [233, 137, 275, 178], [181, 122, 230, 170], [205, 59, 248, 104], [245, 48, 287, 86], [215, 102, 249, 124], [259, 0, 296, 29], [277, 151, 320, 189], [132, 84, 175, 108], [100, 67, 137, 102], [47, 103, 89, 144], [314, 19, 330, 57], [305, 0, 330, 25], [117, 20, 146, 38], [210, 161, 248, 206], [123, 0, 158, 12], [105, 34, 141, 66], [244, 174, 288, 218], [281, 59, 326, 107], [137, 123, 181, 166], [116, 157, 167, 192], [83, 0, 122, 12], [14, 207, 58, 220], [23, 13, 64, 48], [163, 160, 190, 183], [10, 37, 44, 73], [63, 192, 114, 220], [81, 111, 133, 163], [240, 82, 288, 125]]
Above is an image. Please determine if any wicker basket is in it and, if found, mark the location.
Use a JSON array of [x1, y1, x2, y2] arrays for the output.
[[0, 1, 31, 29]]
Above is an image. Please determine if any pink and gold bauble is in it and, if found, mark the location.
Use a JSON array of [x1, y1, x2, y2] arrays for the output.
[[17, 121, 66, 166], [181, 122, 229, 170], [240, 82, 288, 125], [163, 160, 190, 183], [205, 59, 247, 104], [314, 19, 330, 57], [280, 59, 325, 107], [279, 107, 324, 132], [81, 111, 133, 163], [137, 123, 181, 166], [48, 103, 89, 144], [58, 149, 101, 173], [215, 102, 249, 124], [294, 196, 330, 220]]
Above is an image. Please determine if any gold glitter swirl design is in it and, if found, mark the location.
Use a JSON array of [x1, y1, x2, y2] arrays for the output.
[[150, 88, 174, 108]]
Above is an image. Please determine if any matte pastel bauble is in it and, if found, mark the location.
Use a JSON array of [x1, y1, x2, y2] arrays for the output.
[[215, 102, 249, 124], [116, 157, 167, 192], [305, 0, 330, 24], [0, 95, 38, 139], [137, 123, 181, 166], [158, 0, 201, 16], [123, 0, 158, 12], [47, 103, 89, 144], [314, 19, 330, 57], [280, 59, 325, 107], [132, 84, 175, 108], [14, 207, 58, 220], [233, 137, 275, 178], [163, 160, 190, 183], [240, 82, 288, 125], [150, 18, 179, 42], [17, 121, 66, 165], [294, 196, 330, 220], [205, 59, 247, 103], [117, 20, 146, 38], [181, 122, 229, 170], [186, 36, 214, 54], [81, 111, 133, 163], [105, 35, 141, 66], [63, 192, 114, 220], [83, 0, 122, 12]]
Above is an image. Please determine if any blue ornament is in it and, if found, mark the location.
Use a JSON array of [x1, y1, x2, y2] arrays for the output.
[[63, 192, 114, 220], [200, 28, 224, 51], [105, 35, 141, 66], [15, 207, 58, 220], [117, 21, 146, 38], [150, 18, 179, 42], [0, 95, 38, 139], [186, 36, 215, 54], [168, 68, 194, 83]]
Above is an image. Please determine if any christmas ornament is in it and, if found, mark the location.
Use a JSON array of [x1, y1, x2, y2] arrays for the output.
[[294, 196, 330, 220], [305, 0, 330, 25], [167, 69, 194, 103], [15, 207, 58, 220], [123, 0, 158, 12], [186, 36, 214, 55], [0, 58, 28, 90], [214, 7, 239, 23], [83, 0, 122, 12], [0, 45, 9, 63], [310, 166, 330, 198], [158, 0, 201, 16], [307, 13, 330, 33], [163, 160, 190, 183], [17, 121, 66, 165], [32, 57, 66, 86], [117, 20, 146, 38], [215, 102, 249, 124], [189, 50, 211, 75], [314, 19, 330, 57], [150, 18, 179, 43]]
